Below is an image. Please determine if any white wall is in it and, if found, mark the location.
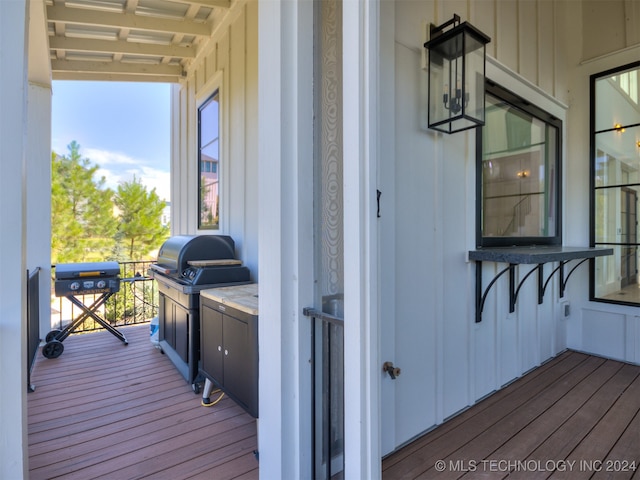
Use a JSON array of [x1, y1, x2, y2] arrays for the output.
[[171, 1, 259, 278], [380, 0, 573, 454], [379, 1, 640, 458], [0, 1, 29, 477]]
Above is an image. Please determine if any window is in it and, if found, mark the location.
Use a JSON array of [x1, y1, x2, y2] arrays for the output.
[[611, 70, 639, 105], [590, 62, 640, 305], [198, 91, 220, 229], [477, 83, 562, 247]]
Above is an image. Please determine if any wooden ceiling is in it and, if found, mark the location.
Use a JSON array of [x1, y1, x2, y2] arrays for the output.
[[46, 0, 231, 82]]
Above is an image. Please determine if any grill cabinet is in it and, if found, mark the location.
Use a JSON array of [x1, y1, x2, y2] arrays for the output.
[[149, 235, 251, 388], [200, 283, 259, 417]]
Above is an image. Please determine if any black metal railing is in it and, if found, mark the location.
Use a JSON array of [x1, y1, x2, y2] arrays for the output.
[[50, 261, 158, 334], [304, 302, 345, 480], [27, 267, 40, 392]]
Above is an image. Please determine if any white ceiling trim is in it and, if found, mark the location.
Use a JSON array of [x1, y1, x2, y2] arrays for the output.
[[49, 36, 196, 59], [47, 5, 211, 37], [47, 0, 228, 82]]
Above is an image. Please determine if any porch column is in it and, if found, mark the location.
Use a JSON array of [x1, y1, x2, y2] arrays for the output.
[[257, 0, 314, 479], [0, 0, 29, 477], [342, 0, 381, 478], [26, 0, 53, 342]]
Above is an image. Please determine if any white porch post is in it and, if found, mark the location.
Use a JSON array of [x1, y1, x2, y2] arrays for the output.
[[0, 0, 29, 477], [27, 0, 53, 346], [342, 0, 381, 478], [257, 0, 314, 479]]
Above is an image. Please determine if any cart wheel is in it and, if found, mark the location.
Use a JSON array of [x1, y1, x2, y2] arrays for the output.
[[192, 383, 201, 394], [42, 340, 64, 359], [45, 329, 62, 343]]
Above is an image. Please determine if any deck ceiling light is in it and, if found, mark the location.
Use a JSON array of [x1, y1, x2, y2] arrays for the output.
[[424, 14, 491, 134]]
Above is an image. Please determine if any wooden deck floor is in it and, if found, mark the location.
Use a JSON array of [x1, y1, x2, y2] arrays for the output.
[[28, 324, 258, 480], [382, 351, 640, 479]]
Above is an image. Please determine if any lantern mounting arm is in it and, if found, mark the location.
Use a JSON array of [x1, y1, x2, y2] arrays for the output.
[[429, 14, 460, 39]]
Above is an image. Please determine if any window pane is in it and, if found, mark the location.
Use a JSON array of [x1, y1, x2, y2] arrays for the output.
[[594, 249, 640, 302], [198, 90, 220, 230], [202, 138, 218, 163], [594, 186, 640, 243], [595, 65, 640, 131], [481, 93, 558, 240], [200, 93, 219, 146], [594, 126, 640, 187]]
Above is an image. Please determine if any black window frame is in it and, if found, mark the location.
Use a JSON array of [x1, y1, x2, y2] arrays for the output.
[[589, 60, 640, 305], [476, 81, 563, 248], [197, 90, 220, 230]]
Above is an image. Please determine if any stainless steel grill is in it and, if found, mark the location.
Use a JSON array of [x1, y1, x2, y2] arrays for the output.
[[149, 235, 251, 387]]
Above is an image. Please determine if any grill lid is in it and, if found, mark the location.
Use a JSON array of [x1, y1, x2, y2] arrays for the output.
[[55, 261, 121, 280], [54, 261, 121, 297], [155, 235, 236, 275]]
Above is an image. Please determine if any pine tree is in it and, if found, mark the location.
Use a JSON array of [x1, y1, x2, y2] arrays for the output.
[[51, 141, 117, 263], [113, 176, 169, 260]]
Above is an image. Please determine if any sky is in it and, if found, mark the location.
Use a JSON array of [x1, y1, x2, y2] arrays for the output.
[[51, 81, 171, 201]]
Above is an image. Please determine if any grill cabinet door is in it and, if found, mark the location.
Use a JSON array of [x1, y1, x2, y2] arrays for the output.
[[201, 303, 224, 383], [159, 292, 173, 348], [223, 315, 250, 408], [174, 303, 189, 362]]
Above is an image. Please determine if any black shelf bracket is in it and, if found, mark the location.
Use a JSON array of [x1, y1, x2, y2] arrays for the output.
[[473, 250, 609, 323], [475, 262, 513, 323], [476, 262, 544, 323]]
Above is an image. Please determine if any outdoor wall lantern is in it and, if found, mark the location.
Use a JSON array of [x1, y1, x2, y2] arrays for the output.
[[424, 14, 491, 134]]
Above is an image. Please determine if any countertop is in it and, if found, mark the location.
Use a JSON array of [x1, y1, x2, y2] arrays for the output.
[[468, 246, 613, 264], [200, 283, 258, 315]]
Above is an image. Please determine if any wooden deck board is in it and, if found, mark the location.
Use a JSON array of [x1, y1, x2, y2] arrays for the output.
[[416, 356, 609, 480], [591, 410, 640, 480], [30, 326, 640, 479], [490, 362, 638, 480], [380, 351, 587, 474], [28, 324, 258, 479], [382, 351, 640, 480]]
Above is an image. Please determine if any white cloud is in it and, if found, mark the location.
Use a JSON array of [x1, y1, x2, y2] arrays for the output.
[[85, 148, 170, 201]]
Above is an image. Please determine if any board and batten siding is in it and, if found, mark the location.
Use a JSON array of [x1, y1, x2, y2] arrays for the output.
[[381, 0, 572, 453], [385, 0, 640, 455], [170, 1, 258, 277]]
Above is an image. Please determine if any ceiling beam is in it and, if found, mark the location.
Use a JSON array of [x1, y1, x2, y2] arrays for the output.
[[170, 0, 231, 9], [51, 59, 184, 76], [46, 5, 211, 37], [52, 71, 182, 82], [49, 36, 196, 59]]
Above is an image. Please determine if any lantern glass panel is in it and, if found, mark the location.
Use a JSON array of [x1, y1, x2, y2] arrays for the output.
[[464, 34, 486, 125], [428, 48, 448, 128]]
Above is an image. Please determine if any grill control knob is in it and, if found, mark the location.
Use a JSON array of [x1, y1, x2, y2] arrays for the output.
[[70, 281, 80, 291], [96, 280, 106, 289]]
